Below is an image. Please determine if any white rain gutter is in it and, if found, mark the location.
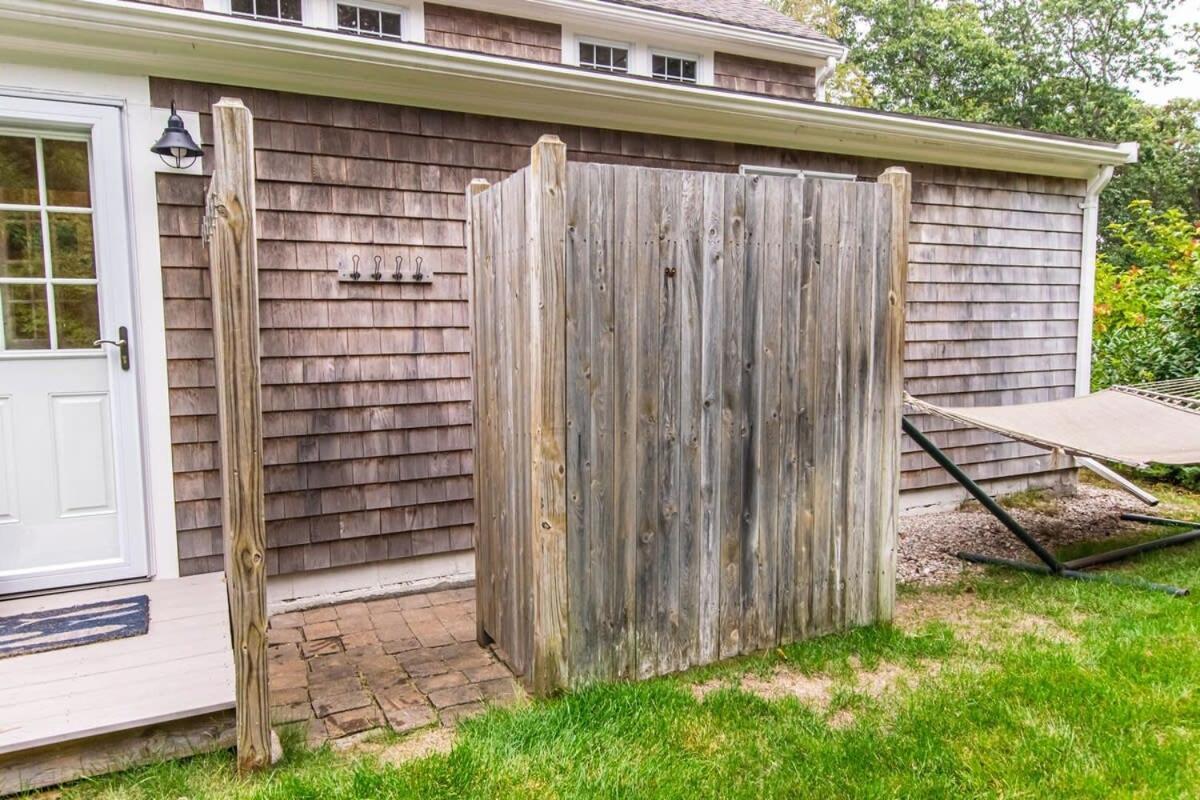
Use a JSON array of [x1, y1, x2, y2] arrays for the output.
[[1074, 163, 1122, 396], [0, 0, 1139, 179]]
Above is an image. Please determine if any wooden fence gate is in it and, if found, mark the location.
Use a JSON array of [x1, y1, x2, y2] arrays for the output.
[[468, 136, 911, 695]]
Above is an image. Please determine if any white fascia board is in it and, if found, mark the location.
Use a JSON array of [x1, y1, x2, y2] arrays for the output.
[[0, 0, 1138, 179], [445, 0, 845, 68]]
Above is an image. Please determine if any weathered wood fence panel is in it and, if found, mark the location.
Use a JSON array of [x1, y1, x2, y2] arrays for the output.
[[470, 137, 910, 694]]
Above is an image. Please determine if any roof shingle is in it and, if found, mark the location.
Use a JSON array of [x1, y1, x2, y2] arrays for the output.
[[597, 0, 837, 44]]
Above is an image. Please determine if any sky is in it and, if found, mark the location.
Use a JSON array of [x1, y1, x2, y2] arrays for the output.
[[1132, 0, 1200, 104]]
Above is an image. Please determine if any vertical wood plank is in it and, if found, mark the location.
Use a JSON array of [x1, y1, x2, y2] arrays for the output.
[[634, 168, 662, 678], [611, 165, 639, 679], [657, 171, 683, 675], [717, 173, 747, 659], [465, 178, 491, 647], [587, 164, 617, 679], [206, 97, 270, 772], [809, 180, 840, 635], [774, 176, 805, 642], [696, 173, 726, 666], [527, 136, 569, 694], [677, 170, 704, 669]]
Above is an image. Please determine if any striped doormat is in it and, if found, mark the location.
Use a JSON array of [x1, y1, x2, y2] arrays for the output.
[[0, 595, 150, 659]]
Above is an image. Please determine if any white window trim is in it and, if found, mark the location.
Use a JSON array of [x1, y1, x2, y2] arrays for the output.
[[648, 46, 711, 85], [331, 0, 408, 40], [563, 27, 714, 85], [571, 34, 634, 74], [740, 165, 858, 181], [203, 0, 425, 43]]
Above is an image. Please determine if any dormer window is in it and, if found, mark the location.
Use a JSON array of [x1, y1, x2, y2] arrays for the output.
[[651, 52, 698, 84], [579, 41, 630, 75], [563, 30, 714, 85], [207, 0, 423, 40], [230, 0, 301, 23], [337, 2, 403, 40]]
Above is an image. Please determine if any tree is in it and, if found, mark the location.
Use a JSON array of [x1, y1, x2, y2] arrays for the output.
[[784, 0, 1200, 226]]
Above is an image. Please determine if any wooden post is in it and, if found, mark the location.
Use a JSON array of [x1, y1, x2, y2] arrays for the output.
[[206, 97, 271, 771], [465, 177, 492, 648], [875, 166, 911, 622], [527, 135, 569, 694]]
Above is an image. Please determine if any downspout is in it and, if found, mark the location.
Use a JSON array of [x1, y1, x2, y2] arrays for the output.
[[1074, 143, 1137, 396], [814, 55, 838, 102]]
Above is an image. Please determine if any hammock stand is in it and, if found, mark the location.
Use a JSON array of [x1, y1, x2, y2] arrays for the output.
[[905, 379, 1200, 597]]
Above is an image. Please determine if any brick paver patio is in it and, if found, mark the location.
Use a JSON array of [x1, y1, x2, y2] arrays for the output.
[[267, 586, 522, 742]]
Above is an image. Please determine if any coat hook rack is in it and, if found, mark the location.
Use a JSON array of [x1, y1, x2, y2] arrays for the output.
[[338, 252, 434, 284]]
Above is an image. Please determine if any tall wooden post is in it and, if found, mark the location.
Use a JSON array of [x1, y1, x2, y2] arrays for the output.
[[206, 97, 271, 771], [464, 177, 492, 647], [876, 166, 911, 622], [527, 135, 569, 694]]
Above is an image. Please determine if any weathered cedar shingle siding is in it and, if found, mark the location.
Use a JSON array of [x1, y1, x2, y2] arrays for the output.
[[423, 3, 562, 63], [713, 52, 818, 100], [152, 78, 1083, 577]]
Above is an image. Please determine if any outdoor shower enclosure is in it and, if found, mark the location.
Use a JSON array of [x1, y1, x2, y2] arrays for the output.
[[467, 136, 911, 695]]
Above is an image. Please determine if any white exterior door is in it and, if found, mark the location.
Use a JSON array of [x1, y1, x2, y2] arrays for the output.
[[0, 96, 149, 595]]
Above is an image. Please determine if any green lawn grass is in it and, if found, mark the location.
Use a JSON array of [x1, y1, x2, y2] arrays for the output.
[[39, 482, 1200, 800]]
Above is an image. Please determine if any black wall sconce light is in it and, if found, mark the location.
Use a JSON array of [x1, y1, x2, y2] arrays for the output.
[[151, 101, 203, 170]]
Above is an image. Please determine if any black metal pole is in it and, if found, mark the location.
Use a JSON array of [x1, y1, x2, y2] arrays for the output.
[[1121, 513, 1200, 528], [902, 417, 1064, 572], [956, 552, 1189, 597], [1064, 528, 1200, 570]]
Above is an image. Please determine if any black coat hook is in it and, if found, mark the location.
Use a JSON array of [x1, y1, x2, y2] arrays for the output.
[[372, 255, 383, 281], [392, 255, 404, 281], [413, 256, 424, 281], [350, 254, 361, 280]]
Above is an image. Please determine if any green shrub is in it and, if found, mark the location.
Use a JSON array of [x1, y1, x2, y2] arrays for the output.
[[1091, 201, 1200, 389]]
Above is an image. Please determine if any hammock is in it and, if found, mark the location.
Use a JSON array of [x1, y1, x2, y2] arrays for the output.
[[905, 378, 1200, 468]]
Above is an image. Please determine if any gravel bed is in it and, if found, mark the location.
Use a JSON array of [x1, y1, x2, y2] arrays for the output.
[[898, 484, 1153, 586]]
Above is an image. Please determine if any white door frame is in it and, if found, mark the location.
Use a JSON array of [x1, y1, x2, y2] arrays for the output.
[[0, 94, 151, 593]]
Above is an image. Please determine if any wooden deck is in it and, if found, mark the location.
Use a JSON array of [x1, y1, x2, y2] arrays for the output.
[[0, 573, 235, 793]]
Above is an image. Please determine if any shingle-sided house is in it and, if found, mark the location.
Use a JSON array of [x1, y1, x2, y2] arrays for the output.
[[0, 0, 1134, 785]]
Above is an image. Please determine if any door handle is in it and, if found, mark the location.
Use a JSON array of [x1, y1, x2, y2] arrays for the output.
[[94, 325, 130, 371]]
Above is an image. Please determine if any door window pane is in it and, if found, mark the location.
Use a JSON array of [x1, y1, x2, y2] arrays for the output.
[[42, 140, 91, 207], [54, 284, 101, 349], [0, 211, 44, 279], [1, 284, 51, 350], [0, 136, 39, 205], [48, 213, 96, 279]]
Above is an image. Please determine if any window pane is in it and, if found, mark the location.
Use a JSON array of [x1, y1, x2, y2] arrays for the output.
[[596, 46, 611, 68], [337, 3, 357, 27], [1, 284, 51, 350], [0, 211, 44, 279], [360, 7, 380, 32], [231, 0, 253, 13], [381, 11, 402, 37], [48, 213, 96, 279], [682, 59, 697, 81], [669, 58, 682, 78], [54, 284, 101, 349], [652, 55, 666, 76], [279, 0, 301, 20], [43, 139, 91, 208], [0, 136, 39, 205], [257, 0, 279, 18], [580, 43, 594, 64], [613, 48, 628, 71]]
